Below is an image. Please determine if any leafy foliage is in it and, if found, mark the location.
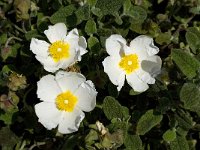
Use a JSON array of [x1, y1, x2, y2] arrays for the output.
[[1, 0, 200, 149]]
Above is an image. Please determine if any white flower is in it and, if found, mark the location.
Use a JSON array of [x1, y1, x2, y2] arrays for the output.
[[102, 35, 162, 92], [30, 23, 87, 72], [34, 71, 97, 134]]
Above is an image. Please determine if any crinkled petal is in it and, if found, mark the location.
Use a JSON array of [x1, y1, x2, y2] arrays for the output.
[[106, 34, 127, 56], [102, 56, 125, 91], [30, 38, 50, 57], [61, 29, 79, 68], [35, 102, 61, 130], [44, 23, 67, 43], [126, 73, 149, 92], [141, 55, 162, 77], [75, 80, 97, 112], [55, 71, 86, 93], [35, 55, 61, 73], [130, 35, 159, 60], [37, 75, 62, 102], [77, 36, 88, 61], [58, 108, 85, 134], [136, 68, 155, 84]]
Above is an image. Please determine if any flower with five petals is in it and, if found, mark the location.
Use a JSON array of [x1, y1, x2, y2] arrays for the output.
[[30, 23, 87, 72], [102, 35, 162, 92], [35, 71, 97, 134]]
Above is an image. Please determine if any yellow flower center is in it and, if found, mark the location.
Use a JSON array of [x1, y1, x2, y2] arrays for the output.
[[55, 91, 77, 112], [48, 41, 70, 62], [119, 54, 139, 74]]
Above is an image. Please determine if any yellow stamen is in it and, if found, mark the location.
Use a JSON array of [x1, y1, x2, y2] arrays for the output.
[[49, 41, 70, 62], [55, 91, 77, 112], [119, 54, 139, 74]]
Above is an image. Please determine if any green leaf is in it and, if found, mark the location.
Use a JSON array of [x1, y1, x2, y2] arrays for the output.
[[103, 96, 128, 120], [171, 49, 200, 79], [25, 29, 39, 40], [169, 135, 189, 150], [75, 4, 90, 25], [123, 0, 132, 14], [162, 129, 176, 142], [129, 89, 141, 95], [87, 0, 97, 6], [186, 27, 200, 54], [61, 134, 79, 150], [0, 108, 18, 125], [50, 5, 76, 24], [136, 109, 163, 135], [85, 19, 97, 35], [85, 129, 99, 145], [155, 32, 171, 45], [175, 109, 195, 130], [130, 22, 147, 34], [180, 83, 200, 115], [125, 6, 147, 23], [0, 127, 20, 149], [124, 134, 143, 150], [87, 36, 100, 53], [95, 0, 124, 15], [0, 33, 7, 45]]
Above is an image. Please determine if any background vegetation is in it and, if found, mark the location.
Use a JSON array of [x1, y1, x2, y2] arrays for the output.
[[0, 0, 200, 149]]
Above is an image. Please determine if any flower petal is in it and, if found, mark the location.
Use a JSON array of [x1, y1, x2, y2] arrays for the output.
[[126, 73, 149, 92], [141, 55, 162, 77], [77, 36, 88, 61], [58, 108, 85, 134], [136, 68, 155, 84], [55, 71, 86, 92], [30, 38, 50, 57], [44, 23, 67, 43], [35, 55, 61, 73], [75, 80, 97, 112], [37, 74, 62, 102], [130, 35, 159, 60], [102, 56, 125, 91], [35, 102, 61, 130], [60, 29, 80, 68], [106, 34, 127, 56]]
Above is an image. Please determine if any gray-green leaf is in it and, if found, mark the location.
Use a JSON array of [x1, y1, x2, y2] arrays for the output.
[[85, 19, 97, 35], [124, 134, 143, 150], [169, 135, 189, 150], [180, 83, 200, 115], [96, 0, 124, 15], [50, 5, 76, 24], [136, 109, 163, 135], [171, 49, 200, 79], [103, 96, 129, 120], [186, 27, 200, 54]]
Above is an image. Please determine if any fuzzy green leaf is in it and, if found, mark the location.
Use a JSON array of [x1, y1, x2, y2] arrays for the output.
[[169, 135, 189, 150], [175, 110, 195, 130], [103, 96, 128, 120], [88, 36, 100, 53], [125, 6, 147, 23], [0, 127, 20, 149], [171, 49, 200, 79], [124, 134, 143, 150], [25, 29, 38, 40], [180, 83, 200, 115], [75, 4, 90, 24], [136, 109, 163, 135], [50, 5, 76, 24], [186, 27, 200, 54], [162, 129, 176, 142], [95, 0, 124, 15], [85, 19, 97, 35], [155, 32, 171, 45]]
